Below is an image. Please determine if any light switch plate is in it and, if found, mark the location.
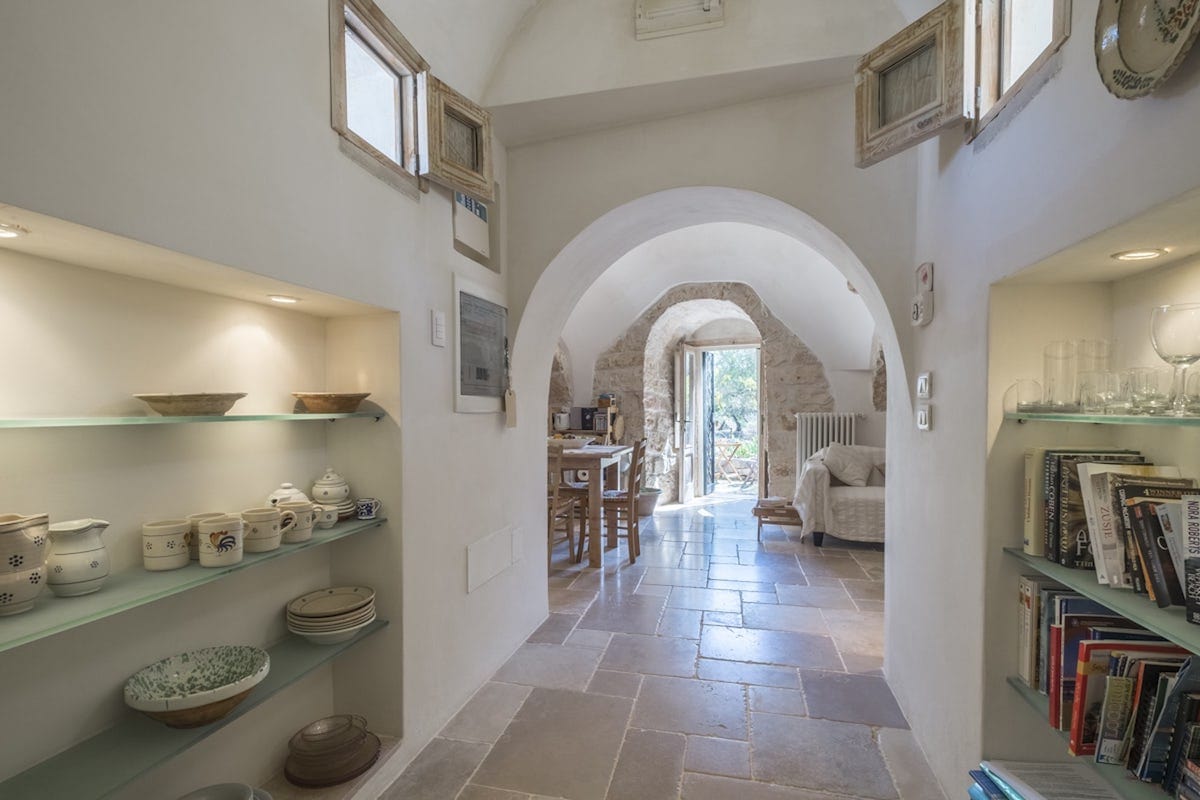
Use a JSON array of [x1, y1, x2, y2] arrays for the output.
[[916, 372, 931, 399], [431, 309, 446, 347], [916, 403, 931, 431]]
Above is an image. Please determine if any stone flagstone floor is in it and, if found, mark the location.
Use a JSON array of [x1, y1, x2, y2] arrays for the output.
[[382, 496, 946, 800]]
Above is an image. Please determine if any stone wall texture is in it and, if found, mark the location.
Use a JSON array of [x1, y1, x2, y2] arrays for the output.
[[592, 282, 833, 502], [548, 342, 573, 411]]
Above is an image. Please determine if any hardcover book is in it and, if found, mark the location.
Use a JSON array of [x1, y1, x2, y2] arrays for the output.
[[1070, 637, 1182, 756], [1081, 463, 1179, 586], [1059, 454, 1146, 568], [1184, 495, 1200, 625], [1110, 476, 1196, 594], [1129, 494, 1192, 607], [1044, 449, 1138, 565], [1018, 575, 1064, 688]]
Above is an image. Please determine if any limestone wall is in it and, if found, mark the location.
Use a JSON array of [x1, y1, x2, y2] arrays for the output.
[[592, 282, 834, 501]]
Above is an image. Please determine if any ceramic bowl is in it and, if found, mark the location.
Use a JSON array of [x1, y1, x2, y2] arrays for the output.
[[0, 565, 48, 615], [124, 645, 270, 728], [134, 392, 247, 416], [288, 613, 376, 646], [291, 393, 370, 414]]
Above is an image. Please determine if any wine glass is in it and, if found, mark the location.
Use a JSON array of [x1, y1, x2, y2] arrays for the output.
[[1150, 303, 1200, 416]]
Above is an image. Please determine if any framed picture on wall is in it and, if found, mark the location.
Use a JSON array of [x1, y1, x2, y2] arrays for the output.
[[454, 273, 507, 413]]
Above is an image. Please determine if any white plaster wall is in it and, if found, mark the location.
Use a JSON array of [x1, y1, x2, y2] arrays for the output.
[[908, 0, 1200, 787], [485, 0, 905, 105], [0, 0, 546, 793]]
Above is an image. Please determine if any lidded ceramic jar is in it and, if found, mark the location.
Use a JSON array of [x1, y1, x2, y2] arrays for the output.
[[311, 468, 351, 504], [47, 518, 111, 597], [266, 482, 310, 507], [0, 512, 51, 615]]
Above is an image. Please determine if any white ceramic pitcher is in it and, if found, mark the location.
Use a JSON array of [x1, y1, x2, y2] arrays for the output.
[[46, 518, 111, 597]]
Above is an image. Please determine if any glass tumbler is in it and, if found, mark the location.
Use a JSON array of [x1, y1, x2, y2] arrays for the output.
[[1126, 366, 1172, 414], [1078, 370, 1122, 414], [1043, 341, 1077, 408]]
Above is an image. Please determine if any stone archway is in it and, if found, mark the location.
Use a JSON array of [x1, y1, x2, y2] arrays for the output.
[[592, 282, 833, 501]]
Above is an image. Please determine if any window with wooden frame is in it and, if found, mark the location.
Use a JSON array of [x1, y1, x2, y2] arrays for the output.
[[855, 0, 1070, 166], [970, 0, 1070, 137], [855, 2, 965, 168], [418, 76, 494, 203], [329, 0, 428, 187]]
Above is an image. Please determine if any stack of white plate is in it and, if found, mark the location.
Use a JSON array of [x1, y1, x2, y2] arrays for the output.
[[287, 586, 376, 646]]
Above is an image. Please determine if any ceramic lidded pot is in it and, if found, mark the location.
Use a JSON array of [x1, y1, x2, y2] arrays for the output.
[[311, 467, 351, 504], [266, 482, 310, 507], [0, 513, 51, 615], [46, 518, 111, 596]]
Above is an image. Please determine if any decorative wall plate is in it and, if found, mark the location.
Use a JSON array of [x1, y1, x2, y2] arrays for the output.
[[1096, 0, 1200, 98]]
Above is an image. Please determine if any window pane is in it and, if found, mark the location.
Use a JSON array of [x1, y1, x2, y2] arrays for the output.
[[1004, 0, 1054, 91], [345, 28, 400, 163], [878, 43, 937, 127], [443, 112, 478, 171]]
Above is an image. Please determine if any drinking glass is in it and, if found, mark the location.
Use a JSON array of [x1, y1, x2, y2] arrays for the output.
[[1078, 370, 1122, 414], [1150, 303, 1200, 416], [1043, 341, 1076, 409], [1126, 366, 1172, 414]]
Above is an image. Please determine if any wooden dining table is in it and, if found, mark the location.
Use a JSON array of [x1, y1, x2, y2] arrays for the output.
[[557, 443, 634, 567]]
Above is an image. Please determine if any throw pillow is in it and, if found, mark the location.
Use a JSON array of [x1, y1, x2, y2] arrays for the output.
[[822, 443, 874, 487]]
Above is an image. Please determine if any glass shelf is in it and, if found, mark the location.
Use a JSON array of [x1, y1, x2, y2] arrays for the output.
[[0, 620, 388, 800], [1003, 547, 1200, 653], [1003, 676, 1165, 800], [0, 411, 384, 429], [0, 518, 385, 654], [1005, 411, 1200, 427]]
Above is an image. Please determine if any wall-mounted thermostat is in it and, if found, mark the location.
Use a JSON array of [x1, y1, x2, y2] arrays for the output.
[[916, 404, 932, 431], [916, 372, 931, 399], [911, 262, 934, 327]]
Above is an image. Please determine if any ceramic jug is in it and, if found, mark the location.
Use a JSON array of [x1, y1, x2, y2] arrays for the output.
[[0, 512, 50, 615], [47, 518, 111, 597]]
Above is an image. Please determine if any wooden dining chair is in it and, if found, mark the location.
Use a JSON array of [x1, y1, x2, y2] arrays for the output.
[[573, 439, 646, 565], [547, 447, 577, 570]]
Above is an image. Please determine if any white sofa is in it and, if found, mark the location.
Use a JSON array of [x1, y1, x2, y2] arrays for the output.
[[793, 444, 885, 546]]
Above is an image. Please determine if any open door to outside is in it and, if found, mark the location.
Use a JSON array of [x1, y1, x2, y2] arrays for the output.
[[702, 349, 716, 496], [675, 345, 696, 504]]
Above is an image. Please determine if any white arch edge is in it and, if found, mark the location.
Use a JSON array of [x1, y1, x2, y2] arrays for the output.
[[512, 186, 907, 408]]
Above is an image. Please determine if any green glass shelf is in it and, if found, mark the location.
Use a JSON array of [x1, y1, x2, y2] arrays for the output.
[[0, 518, 385, 654], [0, 620, 388, 800], [1004, 676, 1165, 800], [1005, 411, 1200, 427], [0, 411, 384, 429], [1002, 548, 1200, 653]]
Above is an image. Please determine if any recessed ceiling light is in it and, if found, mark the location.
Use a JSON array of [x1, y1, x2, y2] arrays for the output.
[[1112, 248, 1166, 261], [0, 223, 29, 239], [268, 295, 299, 304]]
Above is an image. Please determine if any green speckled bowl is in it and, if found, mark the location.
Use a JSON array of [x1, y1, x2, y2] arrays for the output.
[[124, 645, 269, 728]]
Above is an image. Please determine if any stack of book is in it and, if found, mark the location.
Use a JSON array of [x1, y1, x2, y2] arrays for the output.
[[968, 761, 1122, 799], [1022, 446, 1200, 619]]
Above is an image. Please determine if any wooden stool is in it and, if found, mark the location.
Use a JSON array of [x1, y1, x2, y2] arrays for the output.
[[751, 501, 801, 541]]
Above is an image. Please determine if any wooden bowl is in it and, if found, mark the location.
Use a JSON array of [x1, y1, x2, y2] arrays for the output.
[[134, 393, 247, 416], [291, 393, 371, 414]]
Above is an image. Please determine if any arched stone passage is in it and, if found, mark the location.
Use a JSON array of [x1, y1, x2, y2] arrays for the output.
[[592, 282, 834, 501], [548, 340, 573, 411]]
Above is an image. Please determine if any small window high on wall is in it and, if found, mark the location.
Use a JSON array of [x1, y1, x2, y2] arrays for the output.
[[972, 0, 1070, 136], [854, 0, 1070, 166], [329, 0, 427, 187]]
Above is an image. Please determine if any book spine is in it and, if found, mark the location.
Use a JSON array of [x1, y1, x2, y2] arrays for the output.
[[1186, 496, 1200, 625], [1096, 676, 1135, 765], [1118, 486, 1148, 595], [1045, 452, 1060, 563], [1132, 503, 1174, 608], [1060, 457, 1076, 568], [1049, 624, 1063, 728], [1018, 576, 1033, 687], [1024, 448, 1046, 556]]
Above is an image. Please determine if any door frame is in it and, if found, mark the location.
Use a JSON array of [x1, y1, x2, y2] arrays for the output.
[[682, 341, 762, 499]]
